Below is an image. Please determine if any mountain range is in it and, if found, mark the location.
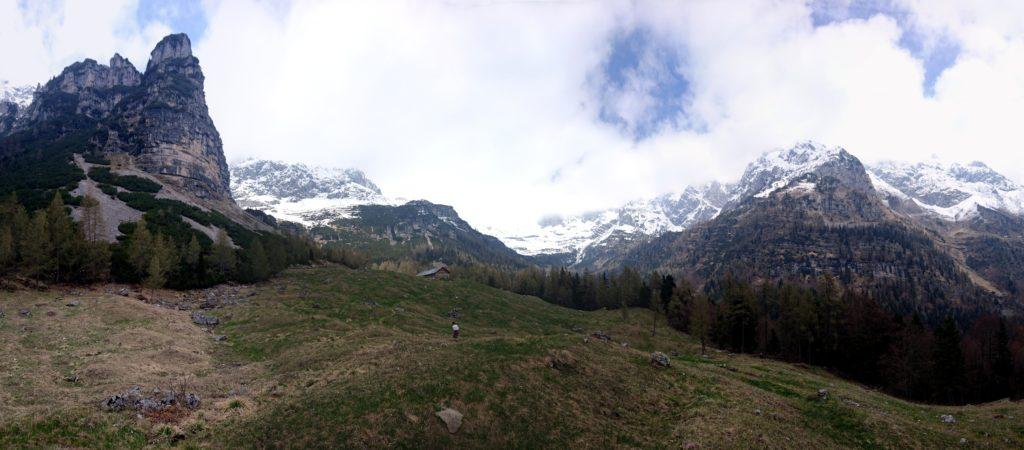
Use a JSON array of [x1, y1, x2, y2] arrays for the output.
[[232, 142, 1024, 319], [6, 32, 1021, 321]]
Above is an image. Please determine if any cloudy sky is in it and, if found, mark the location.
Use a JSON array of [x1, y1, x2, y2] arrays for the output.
[[3, 0, 1024, 232]]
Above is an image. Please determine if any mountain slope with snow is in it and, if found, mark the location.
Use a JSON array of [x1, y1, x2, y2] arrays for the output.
[[492, 182, 731, 266], [0, 81, 35, 108], [230, 159, 395, 225], [494, 141, 872, 268], [868, 160, 1024, 221]]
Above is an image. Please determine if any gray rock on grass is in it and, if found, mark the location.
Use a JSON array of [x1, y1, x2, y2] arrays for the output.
[[436, 408, 463, 434], [650, 352, 671, 368]]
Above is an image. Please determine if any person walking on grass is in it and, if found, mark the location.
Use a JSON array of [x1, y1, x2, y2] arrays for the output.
[[452, 321, 460, 340]]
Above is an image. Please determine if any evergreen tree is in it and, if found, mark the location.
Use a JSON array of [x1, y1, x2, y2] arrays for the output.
[[183, 234, 202, 268], [80, 194, 104, 241], [45, 192, 77, 281], [127, 219, 153, 279], [144, 234, 177, 289], [22, 211, 54, 279], [245, 239, 270, 281], [209, 229, 236, 280], [723, 276, 757, 353], [994, 319, 1013, 396], [689, 293, 713, 355], [932, 316, 966, 404], [145, 253, 167, 289], [0, 224, 13, 270], [660, 274, 675, 309], [78, 239, 111, 282]]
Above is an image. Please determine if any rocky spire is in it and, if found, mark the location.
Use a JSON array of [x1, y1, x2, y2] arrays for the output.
[[108, 53, 142, 86], [147, 33, 194, 71], [12, 33, 232, 200]]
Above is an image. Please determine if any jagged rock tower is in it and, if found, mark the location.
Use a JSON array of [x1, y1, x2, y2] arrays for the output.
[[13, 34, 231, 200]]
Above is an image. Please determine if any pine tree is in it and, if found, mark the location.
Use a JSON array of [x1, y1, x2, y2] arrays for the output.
[[45, 192, 77, 281], [127, 219, 153, 279], [145, 234, 178, 289], [22, 211, 54, 279], [246, 239, 270, 281], [145, 253, 167, 289], [6, 197, 29, 261], [932, 316, 966, 404], [183, 234, 202, 268], [994, 319, 1013, 396], [689, 294, 713, 355], [209, 229, 236, 281], [80, 194, 105, 241], [660, 274, 675, 309], [79, 239, 111, 282], [0, 225, 13, 270], [723, 276, 756, 353]]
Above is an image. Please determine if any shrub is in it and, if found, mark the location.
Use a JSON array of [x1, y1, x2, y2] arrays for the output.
[[88, 167, 161, 193]]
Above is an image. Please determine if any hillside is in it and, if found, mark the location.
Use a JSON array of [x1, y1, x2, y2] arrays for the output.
[[318, 201, 532, 268], [2, 265, 1021, 448]]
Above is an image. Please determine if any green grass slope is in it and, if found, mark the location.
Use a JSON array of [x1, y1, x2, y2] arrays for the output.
[[1, 266, 1023, 448]]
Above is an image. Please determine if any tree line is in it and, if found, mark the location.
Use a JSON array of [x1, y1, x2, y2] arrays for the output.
[[455, 263, 1023, 405], [0, 192, 343, 288]]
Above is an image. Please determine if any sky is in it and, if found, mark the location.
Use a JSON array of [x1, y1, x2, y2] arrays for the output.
[[2, 0, 1024, 232]]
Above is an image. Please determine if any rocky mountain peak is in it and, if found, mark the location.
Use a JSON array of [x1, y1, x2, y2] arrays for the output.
[[729, 141, 871, 205], [147, 33, 194, 70], [43, 57, 142, 96], [5, 33, 231, 201]]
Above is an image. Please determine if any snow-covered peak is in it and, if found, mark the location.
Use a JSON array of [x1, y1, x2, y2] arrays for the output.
[[868, 159, 1024, 221], [230, 159, 393, 225], [732, 141, 863, 201], [232, 159, 382, 200], [492, 181, 730, 262], [0, 81, 35, 108]]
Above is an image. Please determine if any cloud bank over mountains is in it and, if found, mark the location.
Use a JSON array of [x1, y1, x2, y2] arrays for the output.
[[2, 0, 1023, 231]]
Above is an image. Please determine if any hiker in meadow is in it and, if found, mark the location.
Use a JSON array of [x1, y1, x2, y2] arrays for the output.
[[452, 321, 460, 340]]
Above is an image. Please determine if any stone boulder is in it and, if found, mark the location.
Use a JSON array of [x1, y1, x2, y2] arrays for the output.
[[650, 352, 671, 368], [436, 408, 464, 434], [191, 311, 219, 326], [545, 350, 577, 372]]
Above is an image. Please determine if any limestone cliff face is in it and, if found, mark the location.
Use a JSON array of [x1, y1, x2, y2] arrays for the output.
[[127, 34, 230, 200], [12, 34, 231, 201]]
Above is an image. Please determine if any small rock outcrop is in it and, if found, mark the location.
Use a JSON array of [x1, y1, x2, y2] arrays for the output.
[[100, 386, 200, 413], [545, 350, 577, 372], [191, 311, 219, 326], [650, 352, 671, 368]]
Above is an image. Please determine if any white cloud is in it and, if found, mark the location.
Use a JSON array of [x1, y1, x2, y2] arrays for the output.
[[0, 0, 168, 84], [3, 0, 1024, 233]]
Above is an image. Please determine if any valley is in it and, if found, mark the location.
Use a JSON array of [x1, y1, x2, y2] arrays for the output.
[[1, 12, 1023, 448], [2, 265, 1022, 448]]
